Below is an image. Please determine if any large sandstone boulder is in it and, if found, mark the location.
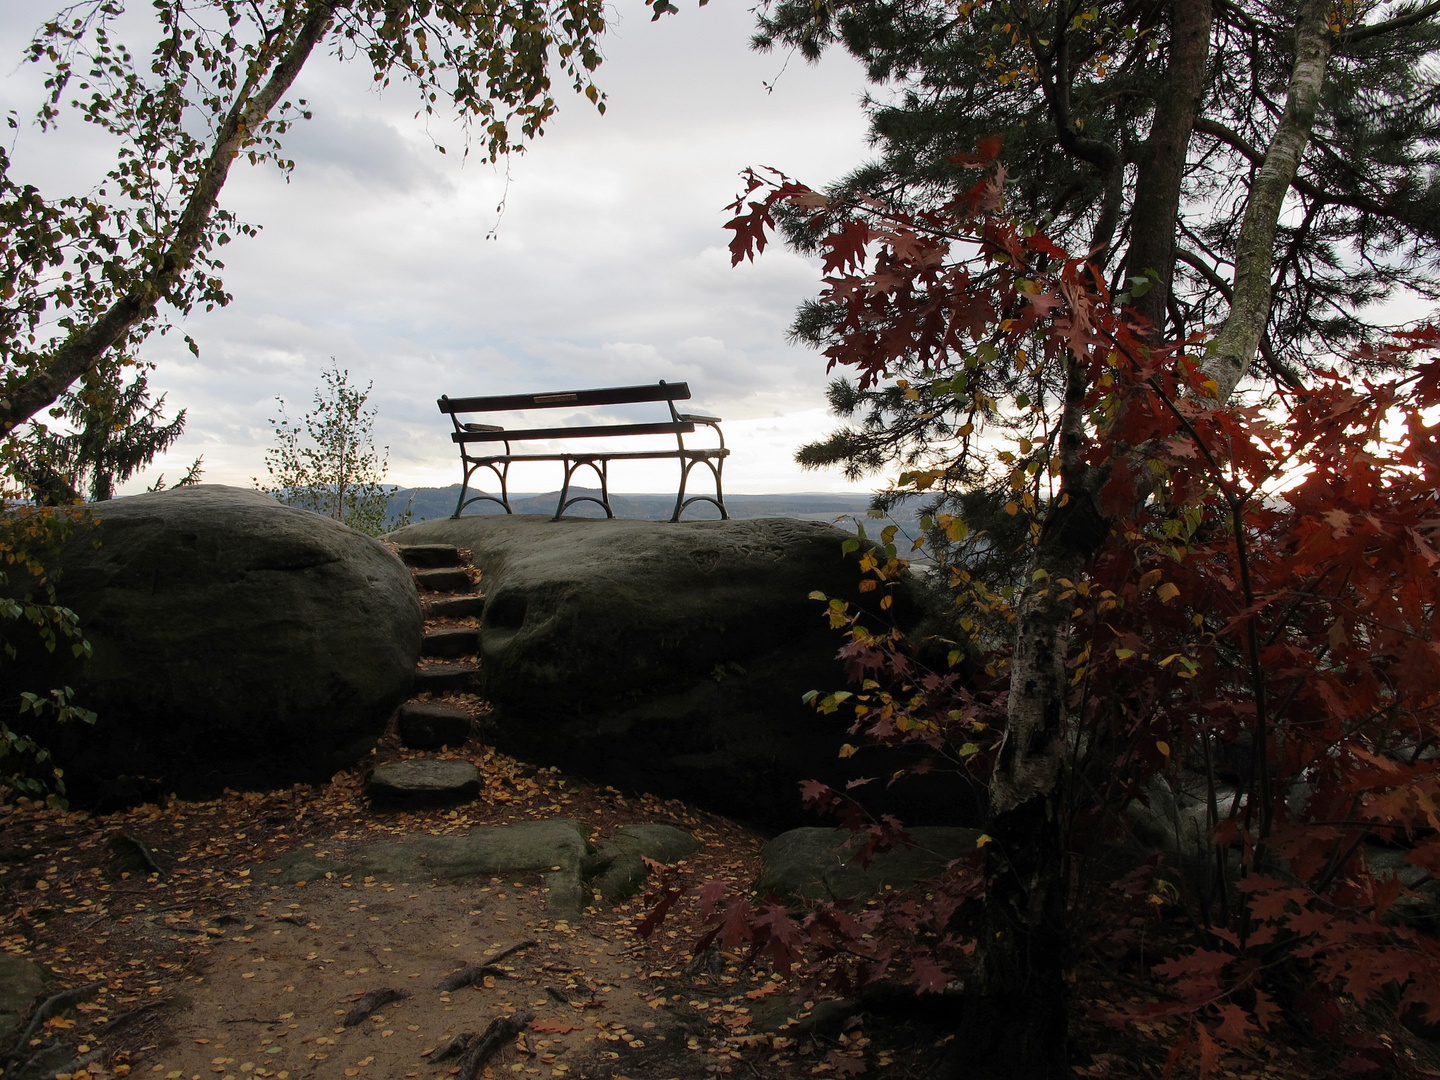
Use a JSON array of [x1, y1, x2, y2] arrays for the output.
[[386, 515, 981, 827], [4, 485, 422, 804]]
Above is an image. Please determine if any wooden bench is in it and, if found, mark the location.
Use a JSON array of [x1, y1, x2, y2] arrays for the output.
[[437, 381, 729, 521]]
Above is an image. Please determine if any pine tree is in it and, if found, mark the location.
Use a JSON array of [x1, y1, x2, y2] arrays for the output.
[[11, 365, 202, 504]]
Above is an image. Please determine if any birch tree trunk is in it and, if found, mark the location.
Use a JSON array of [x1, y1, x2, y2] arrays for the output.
[[963, 358, 1097, 1080], [1203, 0, 1333, 401]]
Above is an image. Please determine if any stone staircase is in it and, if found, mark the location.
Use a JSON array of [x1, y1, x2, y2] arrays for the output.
[[394, 543, 484, 752]]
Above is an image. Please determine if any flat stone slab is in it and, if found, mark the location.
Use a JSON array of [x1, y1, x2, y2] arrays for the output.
[[414, 568, 474, 593], [396, 544, 462, 569], [757, 827, 981, 901], [398, 703, 473, 749], [261, 821, 710, 916], [0, 954, 46, 1041], [368, 759, 481, 803], [422, 628, 481, 659], [264, 820, 593, 916], [428, 595, 485, 619], [587, 824, 700, 904], [610, 824, 699, 863], [414, 664, 478, 693], [1367, 843, 1440, 928]]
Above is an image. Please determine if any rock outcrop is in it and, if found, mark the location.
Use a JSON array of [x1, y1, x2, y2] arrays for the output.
[[265, 820, 594, 915], [386, 515, 981, 827], [0, 954, 46, 1042], [585, 824, 700, 904], [262, 819, 701, 917], [757, 826, 980, 901], [4, 485, 422, 804]]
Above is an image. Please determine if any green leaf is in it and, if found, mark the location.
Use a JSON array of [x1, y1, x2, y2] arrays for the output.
[[1128, 270, 1158, 296]]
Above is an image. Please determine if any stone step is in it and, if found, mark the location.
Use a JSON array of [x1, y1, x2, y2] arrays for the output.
[[414, 663, 479, 694], [398, 703, 474, 750], [428, 595, 485, 619], [368, 759, 481, 805], [413, 567, 474, 593], [422, 627, 480, 659], [396, 544, 464, 569]]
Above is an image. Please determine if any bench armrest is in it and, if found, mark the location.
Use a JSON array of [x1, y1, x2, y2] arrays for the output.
[[677, 412, 722, 424], [462, 422, 505, 432]]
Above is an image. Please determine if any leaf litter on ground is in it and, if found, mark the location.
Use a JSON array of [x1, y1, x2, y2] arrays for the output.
[[0, 736, 1399, 1080]]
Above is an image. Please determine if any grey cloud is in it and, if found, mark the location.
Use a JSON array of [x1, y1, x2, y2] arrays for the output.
[[281, 105, 450, 194]]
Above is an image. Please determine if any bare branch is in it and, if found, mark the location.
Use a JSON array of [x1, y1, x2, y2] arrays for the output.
[[1343, 0, 1440, 44]]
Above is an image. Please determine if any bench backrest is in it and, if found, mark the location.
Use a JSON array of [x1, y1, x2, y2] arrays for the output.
[[438, 381, 691, 415]]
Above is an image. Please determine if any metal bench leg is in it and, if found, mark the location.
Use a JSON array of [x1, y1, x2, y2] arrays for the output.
[[713, 454, 729, 520], [453, 463, 471, 518], [454, 459, 513, 518], [672, 456, 729, 522], [498, 460, 512, 513], [555, 458, 614, 520], [671, 456, 690, 522], [598, 459, 613, 518], [556, 458, 575, 521], [454, 457, 483, 518]]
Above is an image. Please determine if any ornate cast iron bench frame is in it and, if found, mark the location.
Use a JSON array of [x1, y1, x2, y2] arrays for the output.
[[437, 381, 729, 521]]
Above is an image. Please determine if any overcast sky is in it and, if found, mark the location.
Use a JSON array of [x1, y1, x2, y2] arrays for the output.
[[1, 0, 881, 496]]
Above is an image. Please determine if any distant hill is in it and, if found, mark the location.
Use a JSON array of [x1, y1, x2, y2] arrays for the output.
[[384, 485, 924, 538]]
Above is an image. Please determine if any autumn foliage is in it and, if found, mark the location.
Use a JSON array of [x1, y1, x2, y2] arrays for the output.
[[665, 150, 1440, 1074]]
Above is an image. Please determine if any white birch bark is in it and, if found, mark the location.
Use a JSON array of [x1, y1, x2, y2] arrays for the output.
[[1202, 0, 1334, 402]]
